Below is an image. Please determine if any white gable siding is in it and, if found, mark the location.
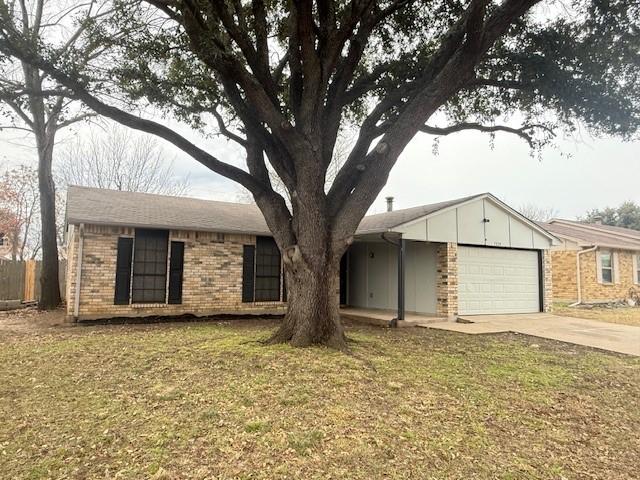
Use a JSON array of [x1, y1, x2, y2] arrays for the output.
[[397, 219, 427, 241], [509, 217, 535, 248], [532, 230, 550, 249], [397, 197, 553, 250], [456, 201, 486, 245], [483, 200, 511, 247], [424, 209, 457, 243]]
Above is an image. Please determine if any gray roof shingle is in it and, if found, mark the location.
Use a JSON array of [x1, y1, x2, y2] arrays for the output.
[[541, 220, 640, 250], [66, 186, 271, 235], [355, 194, 483, 234], [65, 187, 485, 236]]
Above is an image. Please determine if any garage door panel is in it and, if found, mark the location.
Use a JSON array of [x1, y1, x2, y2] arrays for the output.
[[458, 246, 540, 315]]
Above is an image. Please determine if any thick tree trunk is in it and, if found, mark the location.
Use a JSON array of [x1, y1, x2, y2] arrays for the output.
[[37, 137, 61, 310], [267, 247, 347, 350]]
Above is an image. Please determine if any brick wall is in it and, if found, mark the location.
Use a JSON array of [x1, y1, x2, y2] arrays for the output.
[[550, 248, 638, 303], [66, 224, 285, 321], [436, 243, 458, 318], [580, 249, 637, 303], [550, 250, 578, 302], [542, 250, 553, 312]]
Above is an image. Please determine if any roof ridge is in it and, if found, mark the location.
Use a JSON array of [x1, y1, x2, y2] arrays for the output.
[[550, 218, 640, 241]]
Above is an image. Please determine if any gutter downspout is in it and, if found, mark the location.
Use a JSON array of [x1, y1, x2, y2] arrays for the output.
[[73, 223, 85, 322], [381, 232, 405, 327], [569, 245, 597, 307]]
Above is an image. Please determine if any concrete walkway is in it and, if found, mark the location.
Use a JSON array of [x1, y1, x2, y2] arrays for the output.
[[423, 313, 640, 356]]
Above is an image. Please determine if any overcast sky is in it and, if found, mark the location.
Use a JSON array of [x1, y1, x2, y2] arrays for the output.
[[1, 119, 638, 220]]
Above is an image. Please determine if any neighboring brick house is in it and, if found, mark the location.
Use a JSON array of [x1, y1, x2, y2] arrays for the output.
[[65, 187, 556, 322], [541, 219, 640, 304]]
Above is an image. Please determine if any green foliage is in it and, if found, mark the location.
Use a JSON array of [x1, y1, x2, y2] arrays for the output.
[[81, 0, 640, 148], [583, 201, 640, 230]]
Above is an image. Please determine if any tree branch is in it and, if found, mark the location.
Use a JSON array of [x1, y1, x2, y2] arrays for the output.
[[0, 91, 34, 127], [467, 77, 531, 90], [0, 41, 270, 195], [56, 112, 95, 130], [419, 122, 555, 148], [211, 106, 247, 147]]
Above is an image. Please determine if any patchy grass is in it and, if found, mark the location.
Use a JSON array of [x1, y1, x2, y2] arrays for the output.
[[555, 302, 640, 326], [1, 319, 639, 479]]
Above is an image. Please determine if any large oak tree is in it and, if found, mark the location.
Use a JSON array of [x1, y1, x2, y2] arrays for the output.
[[1, 0, 637, 348]]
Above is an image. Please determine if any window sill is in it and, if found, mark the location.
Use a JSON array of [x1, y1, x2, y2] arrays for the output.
[[131, 303, 168, 308]]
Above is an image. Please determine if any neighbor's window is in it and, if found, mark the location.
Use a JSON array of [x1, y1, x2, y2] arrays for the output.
[[600, 250, 613, 284], [254, 236, 281, 302], [0, 233, 4, 246], [132, 229, 169, 303], [636, 254, 640, 284]]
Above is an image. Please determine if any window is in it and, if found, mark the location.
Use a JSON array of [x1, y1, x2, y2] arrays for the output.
[[600, 250, 613, 284], [636, 254, 640, 284], [114, 231, 185, 305], [132, 229, 169, 303], [0, 233, 4, 246], [254, 237, 281, 301]]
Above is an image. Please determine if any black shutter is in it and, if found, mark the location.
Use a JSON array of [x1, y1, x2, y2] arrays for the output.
[[168, 241, 184, 304], [114, 237, 133, 305], [282, 271, 287, 302], [242, 245, 255, 302]]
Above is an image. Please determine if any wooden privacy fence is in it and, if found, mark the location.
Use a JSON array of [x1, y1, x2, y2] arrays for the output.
[[0, 260, 66, 302]]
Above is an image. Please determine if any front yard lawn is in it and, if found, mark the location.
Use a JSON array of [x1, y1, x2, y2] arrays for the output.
[[554, 303, 640, 327], [1, 319, 639, 479]]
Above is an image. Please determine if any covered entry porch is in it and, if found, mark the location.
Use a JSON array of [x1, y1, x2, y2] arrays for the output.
[[339, 233, 449, 324]]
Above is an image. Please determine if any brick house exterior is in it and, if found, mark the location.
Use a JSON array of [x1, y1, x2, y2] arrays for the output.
[[66, 224, 286, 321], [542, 220, 640, 304], [66, 187, 556, 322]]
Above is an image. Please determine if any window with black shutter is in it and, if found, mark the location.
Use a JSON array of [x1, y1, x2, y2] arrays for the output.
[[168, 241, 184, 304], [131, 229, 169, 303], [114, 237, 133, 305], [254, 236, 281, 301], [242, 245, 255, 302]]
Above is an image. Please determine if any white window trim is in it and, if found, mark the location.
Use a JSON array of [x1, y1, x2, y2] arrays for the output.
[[634, 254, 640, 285], [597, 249, 614, 285]]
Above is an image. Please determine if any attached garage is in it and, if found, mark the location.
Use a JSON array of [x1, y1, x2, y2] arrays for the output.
[[345, 192, 557, 321], [458, 246, 541, 315]]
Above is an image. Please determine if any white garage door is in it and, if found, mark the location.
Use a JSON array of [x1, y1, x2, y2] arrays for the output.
[[458, 246, 540, 315]]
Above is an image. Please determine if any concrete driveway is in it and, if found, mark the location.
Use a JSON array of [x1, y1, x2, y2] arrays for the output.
[[424, 313, 640, 356]]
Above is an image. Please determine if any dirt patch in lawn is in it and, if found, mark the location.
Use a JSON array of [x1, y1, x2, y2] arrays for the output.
[[0, 306, 67, 336], [1, 319, 639, 479], [554, 303, 640, 327]]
